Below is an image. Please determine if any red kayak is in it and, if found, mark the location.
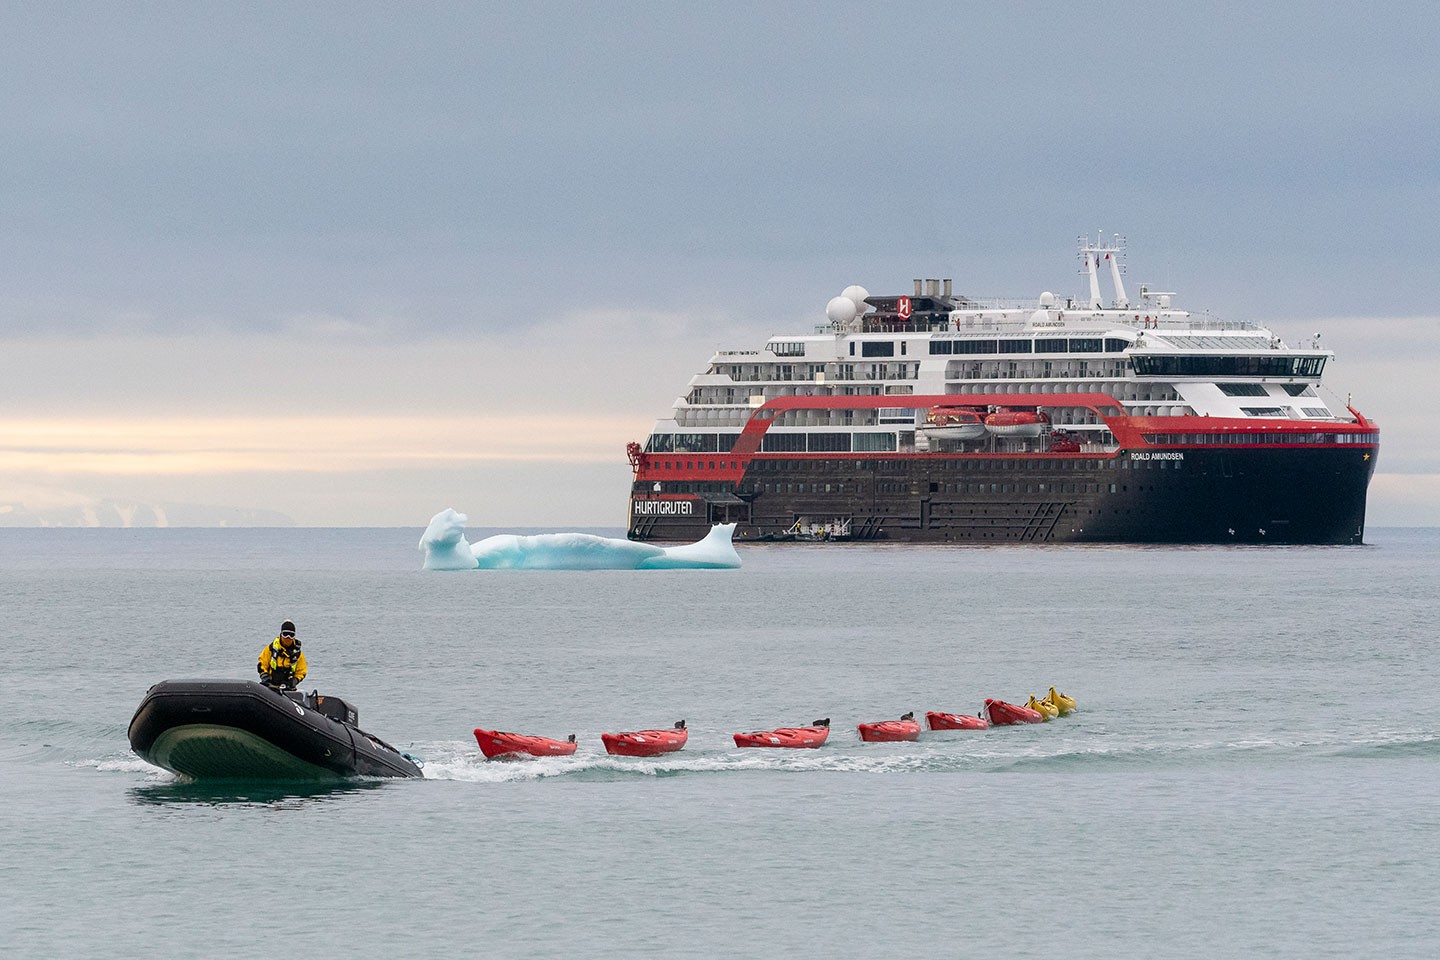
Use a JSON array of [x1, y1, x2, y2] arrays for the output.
[[473, 728, 577, 760], [925, 710, 990, 731], [984, 698, 1044, 725], [857, 712, 920, 742], [602, 720, 688, 757], [733, 719, 830, 749]]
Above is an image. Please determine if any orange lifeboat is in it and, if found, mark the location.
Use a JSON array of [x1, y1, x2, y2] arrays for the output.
[[919, 406, 987, 441], [984, 409, 1050, 438], [601, 720, 688, 757]]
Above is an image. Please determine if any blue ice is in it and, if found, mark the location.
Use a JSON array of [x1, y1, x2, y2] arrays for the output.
[[419, 509, 741, 570]]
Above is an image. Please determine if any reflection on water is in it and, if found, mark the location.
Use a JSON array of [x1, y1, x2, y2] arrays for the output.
[[129, 776, 396, 809]]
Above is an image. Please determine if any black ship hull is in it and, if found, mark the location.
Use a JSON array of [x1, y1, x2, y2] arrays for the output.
[[629, 445, 1377, 545], [128, 679, 423, 780]]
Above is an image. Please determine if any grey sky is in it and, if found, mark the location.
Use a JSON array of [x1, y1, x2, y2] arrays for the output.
[[1, 3, 1437, 525]]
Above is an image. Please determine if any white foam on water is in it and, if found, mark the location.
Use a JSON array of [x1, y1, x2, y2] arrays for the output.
[[76, 755, 176, 779], [416, 739, 1004, 780]]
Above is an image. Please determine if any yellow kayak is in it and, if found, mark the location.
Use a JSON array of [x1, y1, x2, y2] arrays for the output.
[[1027, 694, 1058, 720], [1048, 686, 1077, 716]]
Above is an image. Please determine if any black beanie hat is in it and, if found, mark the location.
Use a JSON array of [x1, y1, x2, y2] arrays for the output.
[[280, 620, 296, 637]]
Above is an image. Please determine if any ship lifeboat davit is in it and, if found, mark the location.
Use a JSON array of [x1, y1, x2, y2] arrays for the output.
[[919, 407, 987, 441], [925, 710, 989, 731], [473, 728, 578, 760], [984, 409, 1050, 437], [601, 720, 688, 757], [733, 718, 831, 749], [1048, 686, 1077, 715], [857, 711, 921, 742], [984, 698, 1045, 726]]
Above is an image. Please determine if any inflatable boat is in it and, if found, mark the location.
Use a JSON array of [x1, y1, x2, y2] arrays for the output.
[[1048, 686, 1077, 715], [474, 728, 578, 759], [128, 679, 423, 780], [984, 698, 1045, 726], [1026, 694, 1059, 720], [732, 719, 831, 749], [601, 720, 687, 757], [857, 712, 921, 742], [924, 710, 989, 731]]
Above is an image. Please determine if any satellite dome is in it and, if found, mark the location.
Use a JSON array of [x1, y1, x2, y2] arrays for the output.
[[1038, 291, 1055, 308], [826, 296, 857, 325], [841, 285, 870, 312]]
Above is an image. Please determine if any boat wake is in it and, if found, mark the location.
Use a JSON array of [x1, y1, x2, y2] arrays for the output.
[[413, 727, 1440, 782]]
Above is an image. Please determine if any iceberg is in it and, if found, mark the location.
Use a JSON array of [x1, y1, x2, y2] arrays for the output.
[[419, 509, 741, 571]]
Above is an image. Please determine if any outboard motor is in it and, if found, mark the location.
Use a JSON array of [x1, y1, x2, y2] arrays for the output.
[[312, 693, 359, 726]]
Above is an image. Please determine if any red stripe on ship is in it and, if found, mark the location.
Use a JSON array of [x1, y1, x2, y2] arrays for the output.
[[628, 394, 1377, 482]]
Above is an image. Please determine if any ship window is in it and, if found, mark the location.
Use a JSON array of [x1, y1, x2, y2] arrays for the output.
[[768, 341, 805, 357], [1035, 338, 1068, 353], [1069, 338, 1103, 353], [954, 338, 1000, 354], [672, 433, 719, 453], [1283, 384, 1316, 397], [808, 432, 851, 452], [861, 341, 895, 357], [1104, 338, 1130, 352], [1302, 407, 1331, 418], [761, 433, 806, 452], [1218, 383, 1269, 396], [1241, 407, 1288, 417], [854, 432, 897, 452], [998, 339, 1032, 354], [929, 340, 953, 354], [849, 342, 855, 356], [1132, 355, 1327, 377]]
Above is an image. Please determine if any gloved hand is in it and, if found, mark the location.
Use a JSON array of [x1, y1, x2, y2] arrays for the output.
[[259, 673, 272, 685]]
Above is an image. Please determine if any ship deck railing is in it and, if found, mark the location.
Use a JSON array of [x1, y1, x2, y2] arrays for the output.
[[811, 311, 1257, 336]]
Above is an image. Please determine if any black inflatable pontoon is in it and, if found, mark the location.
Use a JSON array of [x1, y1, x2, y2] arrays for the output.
[[128, 679, 423, 780]]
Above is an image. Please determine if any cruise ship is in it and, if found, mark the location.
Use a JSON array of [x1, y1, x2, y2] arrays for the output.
[[626, 237, 1379, 544]]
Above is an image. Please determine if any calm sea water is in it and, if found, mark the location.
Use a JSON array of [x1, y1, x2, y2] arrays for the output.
[[2, 527, 1437, 958]]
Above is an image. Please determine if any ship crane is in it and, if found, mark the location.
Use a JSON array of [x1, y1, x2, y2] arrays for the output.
[[1077, 233, 1128, 309]]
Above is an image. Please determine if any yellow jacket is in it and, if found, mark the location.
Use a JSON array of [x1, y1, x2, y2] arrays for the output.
[[258, 638, 308, 686]]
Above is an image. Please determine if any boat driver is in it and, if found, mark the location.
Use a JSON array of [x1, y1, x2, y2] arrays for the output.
[[257, 620, 308, 690]]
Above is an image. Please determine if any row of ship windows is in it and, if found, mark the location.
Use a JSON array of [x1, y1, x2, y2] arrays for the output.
[[771, 338, 1135, 357], [750, 457, 1126, 472], [1132, 355, 1326, 377], [1218, 383, 1317, 397], [753, 481, 1125, 496], [928, 337, 1129, 355], [644, 458, 1198, 483], [1142, 432, 1374, 445]]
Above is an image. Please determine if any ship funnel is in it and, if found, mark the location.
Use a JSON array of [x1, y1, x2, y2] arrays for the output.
[[943, 278, 952, 297], [926, 278, 940, 296], [913, 279, 923, 296]]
